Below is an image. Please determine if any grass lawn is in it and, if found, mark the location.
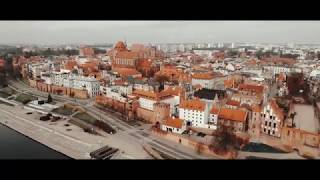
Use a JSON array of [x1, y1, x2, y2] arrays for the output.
[[74, 112, 97, 124], [0, 87, 16, 98], [15, 94, 37, 104], [52, 106, 75, 116], [0, 91, 10, 98], [73, 112, 116, 134]]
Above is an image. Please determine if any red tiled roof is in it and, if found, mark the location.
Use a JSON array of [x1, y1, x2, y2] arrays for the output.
[[270, 99, 284, 120], [224, 79, 235, 88], [210, 106, 220, 114], [64, 60, 77, 70], [252, 105, 262, 112], [278, 72, 286, 82], [219, 108, 247, 122], [226, 100, 241, 107], [192, 72, 214, 80], [238, 83, 264, 94], [180, 99, 205, 111], [113, 68, 141, 77], [163, 117, 184, 129]]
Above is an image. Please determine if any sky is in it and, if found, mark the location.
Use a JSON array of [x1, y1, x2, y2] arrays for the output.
[[0, 21, 319, 45]]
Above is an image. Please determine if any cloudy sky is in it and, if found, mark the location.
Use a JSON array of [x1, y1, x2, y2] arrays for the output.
[[0, 21, 319, 44]]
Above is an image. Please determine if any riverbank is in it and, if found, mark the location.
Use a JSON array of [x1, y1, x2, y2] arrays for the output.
[[0, 124, 71, 159], [0, 103, 102, 159]]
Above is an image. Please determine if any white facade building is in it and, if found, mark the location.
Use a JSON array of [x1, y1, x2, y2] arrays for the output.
[[179, 99, 216, 129], [263, 65, 292, 75], [161, 117, 187, 134], [51, 71, 70, 86], [28, 63, 45, 79], [63, 75, 100, 97], [191, 76, 215, 89]]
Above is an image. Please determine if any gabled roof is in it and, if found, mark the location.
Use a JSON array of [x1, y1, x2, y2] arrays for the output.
[[180, 99, 205, 111], [238, 83, 264, 94], [210, 106, 220, 114], [226, 100, 241, 107], [191, 72, 214, 80], [163, 117, 184, 129], [218, 108, 247, 122], [269, 99, 285, 120]]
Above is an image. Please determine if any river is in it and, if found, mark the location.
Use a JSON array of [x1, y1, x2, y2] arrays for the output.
[[0, 124, 71, 159]]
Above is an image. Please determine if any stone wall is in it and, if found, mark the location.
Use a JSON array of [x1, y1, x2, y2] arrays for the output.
[[136, 107, 155, 123], [151, 129, 234, 159], [28, 79, 88, 99]]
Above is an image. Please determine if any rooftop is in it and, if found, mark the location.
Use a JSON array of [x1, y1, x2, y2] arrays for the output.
[[238, 83, 264, 94], [193, 88, 226, 100], [191, 72, 214, 80], [291, 104, 319, 133], [218, 108, 247, 122], [180, 99, 206, 111], [226, 100, 241, 107], [163, 117, 184, 129]]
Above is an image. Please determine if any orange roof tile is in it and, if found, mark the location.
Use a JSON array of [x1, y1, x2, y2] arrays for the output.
[[270, 99, 284, 120], [210, 106, 220, 114], [238, 83, 264, 94], [180, 99, 205, 111], [192, 72, 214, 80], [224, 79, 234, 89], [226, 100, 241, 107], [163, 117, 184, 129], [252, 105, 262, 112], [113, 68, 142, 77], [133, 89, 158, 99], [278, 72, 286, 82], [219, 108, 247, 122], [64, 60, 77, 70]]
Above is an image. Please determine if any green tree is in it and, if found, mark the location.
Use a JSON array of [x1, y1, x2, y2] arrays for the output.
[[47, 94, 53, 103]]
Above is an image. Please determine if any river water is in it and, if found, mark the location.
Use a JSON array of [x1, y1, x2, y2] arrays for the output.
[[0, 124, 71, 159]]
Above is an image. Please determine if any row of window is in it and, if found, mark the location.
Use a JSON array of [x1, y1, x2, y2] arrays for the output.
[[263, 128, 275, 135], [264, 121, 277, 128], [261, 113, 276, 120]]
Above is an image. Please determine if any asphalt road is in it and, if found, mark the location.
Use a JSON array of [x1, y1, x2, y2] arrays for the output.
[[8, 79, 215, 159]]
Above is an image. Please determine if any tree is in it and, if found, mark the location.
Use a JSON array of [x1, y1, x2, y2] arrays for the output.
[[47, 94, 53, 103], [209, 125, 246, 156], [155, 74, 170, 90]]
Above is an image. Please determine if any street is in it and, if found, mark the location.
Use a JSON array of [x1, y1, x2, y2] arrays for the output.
[[7, 79, 217, 159]]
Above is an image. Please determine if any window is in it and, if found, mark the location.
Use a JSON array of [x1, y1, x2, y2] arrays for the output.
[[264, 114, 266, 118], [273, 123, 276, 128], [265, 121, 267, 126], [273, 116, 275, 120], [264, 128, 266, 132], [270, 116, 272, 120], [272, 130, 275, 135], [269, 122, 271, 127]]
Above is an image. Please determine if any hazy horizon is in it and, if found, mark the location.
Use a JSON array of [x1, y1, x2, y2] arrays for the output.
[[0, 21, 320, 45]]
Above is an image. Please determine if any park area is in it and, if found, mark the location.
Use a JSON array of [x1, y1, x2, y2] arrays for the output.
[[52, 106, 75, 116], [15, 94, 37, 104], [74, 112, 116, 134]]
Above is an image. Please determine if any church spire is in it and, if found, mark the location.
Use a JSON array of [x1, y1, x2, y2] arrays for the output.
[[213, 93, 219, 104]]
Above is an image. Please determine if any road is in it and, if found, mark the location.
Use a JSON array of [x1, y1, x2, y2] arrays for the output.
[[7, 79, 216, 159]]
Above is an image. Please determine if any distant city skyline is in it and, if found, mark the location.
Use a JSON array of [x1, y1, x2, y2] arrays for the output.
[[0, 21, 320, 45]]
